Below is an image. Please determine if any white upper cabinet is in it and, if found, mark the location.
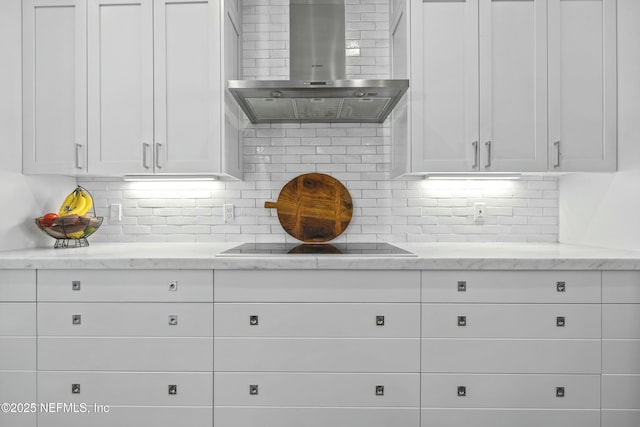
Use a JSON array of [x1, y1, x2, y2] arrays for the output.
[[24, 0, 242, 178], [222, 0, 243, 179], [22, 0, 87, 175], [548, 0, 617, 172], [406, 0, 547, 174], [394, 0, 616, 176], [87, 0, 154, 175]]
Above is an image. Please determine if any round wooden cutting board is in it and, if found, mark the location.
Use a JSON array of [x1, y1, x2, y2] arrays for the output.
[[264, 173, 353, 242]]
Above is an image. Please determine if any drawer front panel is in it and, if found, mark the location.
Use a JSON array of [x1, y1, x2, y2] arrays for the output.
[[0, 412, 35, 427], [422, 339, 600, 374], [421, 409, 600, 427], [603, 304, 640, 338], [0, 337, 36, 370], [215, 303, 419, 337], [38, 303, 212, 336], [37, 270, 213, 302], [38, 372, 212, 405], [421, 374, 600, 409], [38, 337, 213, 371], [603, 340, 640, 374], [0, 270, 36, 301], [422, 271, 600, 303], [602, 410, 640, 427], [215, 338, 420, 372], [0, 372, 36, 402], [215, 407, 419, 427], [214, 372, 419, 407], [37, 407, 212, 427], [602, 375, 640, 409], [422, 304, 601, 338], [214, 270, 420, 302], [0, 303, 36, 335], [603, 271, 640, 303]]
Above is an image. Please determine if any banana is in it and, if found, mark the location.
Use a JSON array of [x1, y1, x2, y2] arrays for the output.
[[58, 186, 94, 217]]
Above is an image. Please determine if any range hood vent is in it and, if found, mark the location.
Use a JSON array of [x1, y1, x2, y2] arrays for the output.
[[228, 0, 408, 124]]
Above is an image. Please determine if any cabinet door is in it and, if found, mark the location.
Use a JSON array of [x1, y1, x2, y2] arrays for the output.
[[154, 0, 221, 173], [0, 372, 36, 427], [548, 0, 617, 171], [478, 0, 547, 171], [422, 408, 600, 427], [87, 0, 153, 175], [390, 2, 409, 177], [22, 0, 87, 175], [410, 0, 479, 172]]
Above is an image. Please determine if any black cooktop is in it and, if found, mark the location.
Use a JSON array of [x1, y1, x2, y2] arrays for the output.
[[217, 242, 416, 257]]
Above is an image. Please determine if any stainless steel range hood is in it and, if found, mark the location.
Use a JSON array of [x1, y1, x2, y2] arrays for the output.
[[228, 0, 409, 124]]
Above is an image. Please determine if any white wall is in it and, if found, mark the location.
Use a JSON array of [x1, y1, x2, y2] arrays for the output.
[[0, 0, 75, 250], [559, 0, 640, 250]]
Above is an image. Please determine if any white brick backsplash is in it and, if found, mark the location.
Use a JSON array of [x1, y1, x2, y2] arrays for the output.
[[78, 0, 558, 244]]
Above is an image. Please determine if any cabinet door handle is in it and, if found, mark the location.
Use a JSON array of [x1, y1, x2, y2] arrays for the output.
[[376, 315, 385, 326], [457, 386, 466, 397], [556, 316, 565, 327], [155, 143, 163, 169], [553, 141, 560, 168], [249, 384, 259, 395], [457, 315, 467, 327], [168, 384, 177, 395], [143, 143, 151, 169], [471, 141, 479, 168], [556, 386, 565, 397], [72, 314, 81, 325], [484, 141, 491, 168], [71, 384, 81, 394], [249, 315, 259, 326], [168, 315, 178, 326], [75, 144, 84, 169], [375, 385, 385, 396]]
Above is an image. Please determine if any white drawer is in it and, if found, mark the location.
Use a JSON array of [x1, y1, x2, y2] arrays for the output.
[[214, 372, 419, 407], [37, 270, 213, 302], [38, 372, 212, 405], [0, 338, 36, 370], [37, 407, 212, 427], [603, 340, 640, 374], [0, 412, 36, 427], [215, 338, 420, 372], [0, 372, 36, 402], [0, 270, 35, 301], [422, 339, 601, 374], [603, 271, 640, 303], [214, 270, 420, 302], [214, 407, 419, 427], [421, 374, 600, 409], [215, 303, 419, 337], [421, 409, 600, 427], [602, 410, 640, 427], [0, 303, 36, 335], [602, 375, 640, 409], [38, 303, 212, 336], [603, 304, 640, 338], [422, 271, 600, 303], [422, 304, 601, 339], [38, 337, 213, 371]]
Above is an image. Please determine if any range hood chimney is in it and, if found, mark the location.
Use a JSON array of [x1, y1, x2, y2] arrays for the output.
[[228, 0, 409, 124]]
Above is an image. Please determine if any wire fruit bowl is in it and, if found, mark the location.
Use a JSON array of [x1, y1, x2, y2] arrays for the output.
[[35, 215, 103, 248]]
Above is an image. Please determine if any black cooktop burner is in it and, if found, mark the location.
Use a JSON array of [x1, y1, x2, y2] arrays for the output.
[[217, 242, 416, 257]]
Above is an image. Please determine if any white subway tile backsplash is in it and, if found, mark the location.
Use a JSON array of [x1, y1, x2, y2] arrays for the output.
[[78, 0, 558, 244]]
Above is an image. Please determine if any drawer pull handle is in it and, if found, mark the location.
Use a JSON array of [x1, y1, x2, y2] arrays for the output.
[[556, 386, 565, 397], [556, 281, 566, 292], [71, 384, 80, 394], [457, 281, 467, 292], [457, 316, 467, 327], [72, 281, 81, 291], [376, 315, 385, 326], [249, 385, 259, 395], [249, 315, 259, 326], [168, 315, 178, 326], [457, 386, 466, 397], [168, 281, 178, 292], [72, 315, 81, 325], [556, 316, 565, 327], [375, 385, 385, 396], [168, 385, 177, 395]]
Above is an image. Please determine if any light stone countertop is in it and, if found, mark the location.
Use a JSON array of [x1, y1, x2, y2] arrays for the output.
[[1, 242, 640, 270]]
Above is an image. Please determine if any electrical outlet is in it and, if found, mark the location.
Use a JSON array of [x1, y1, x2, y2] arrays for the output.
[[473, 202, 486, 223], [223, 204, 234, 223], [110, 203, 122, 223]]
